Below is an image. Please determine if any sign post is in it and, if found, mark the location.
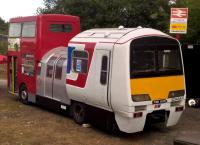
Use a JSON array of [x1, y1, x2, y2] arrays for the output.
[[170, 8, 188, 35]]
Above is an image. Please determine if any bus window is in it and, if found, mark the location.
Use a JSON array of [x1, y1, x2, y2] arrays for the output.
[[55, 57, 66, 80], [22, 22, 36, 37], [72, 50, 88, 73], [46, 56, 57, 78], [50, 24, 72, 33], [9, 23, 21, 38], [21, 54, 35, 76]]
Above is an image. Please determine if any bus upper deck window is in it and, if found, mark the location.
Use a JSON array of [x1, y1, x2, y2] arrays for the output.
[[9, 23, 21, 38], [50, 24, 72, 33], [22, 22, 36, 37]]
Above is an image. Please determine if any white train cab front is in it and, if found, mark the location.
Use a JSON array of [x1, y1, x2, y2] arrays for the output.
[[111, 28, 186, 133]]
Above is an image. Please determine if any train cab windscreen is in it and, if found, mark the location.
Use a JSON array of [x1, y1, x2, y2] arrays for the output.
[[130, 37, 183, 78]]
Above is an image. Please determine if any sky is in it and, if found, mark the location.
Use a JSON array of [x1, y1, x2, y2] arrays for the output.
[[0, 0, 44, 22]]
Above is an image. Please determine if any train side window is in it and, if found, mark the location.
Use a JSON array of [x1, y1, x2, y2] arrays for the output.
[[50, 24, 72, 33], [46, 56, 57, 78], [100, 56, 108, 85], [72, 50, 88, 73], [55, 57, 66, 80], [22, 22, 36, 37]]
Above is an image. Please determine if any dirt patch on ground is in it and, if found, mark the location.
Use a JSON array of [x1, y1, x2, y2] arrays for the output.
[[0, 64, 7, 80], [0, 83, 200, 145]]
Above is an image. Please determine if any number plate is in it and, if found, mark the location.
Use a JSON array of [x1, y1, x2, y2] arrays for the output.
[[152, 99, 167, 104]]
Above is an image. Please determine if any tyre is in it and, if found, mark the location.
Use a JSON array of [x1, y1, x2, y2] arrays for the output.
[[105, 115, 119, 134], [19, 85, 29, 104], [72, 102, 86, 124]]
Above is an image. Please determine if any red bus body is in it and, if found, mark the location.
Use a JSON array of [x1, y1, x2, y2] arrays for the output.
[[7, 14, 80, 95]]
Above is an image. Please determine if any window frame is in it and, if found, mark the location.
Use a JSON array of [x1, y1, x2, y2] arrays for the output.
[[72, 50, 89, 74], [8, 23, 22, 38], [100, 55, 109, 85], [130, 45, 183, 78], [55, 57, 66, 80], [21, 54, 35, 76], [46, 56, 58, 78], [49, 23, 73, 33], [22, 21, 36, 38]]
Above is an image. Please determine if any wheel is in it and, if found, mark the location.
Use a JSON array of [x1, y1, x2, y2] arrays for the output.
[[72, 102, 86, 124], [19, 85, 29, 104], [105, 115, 119, 134]]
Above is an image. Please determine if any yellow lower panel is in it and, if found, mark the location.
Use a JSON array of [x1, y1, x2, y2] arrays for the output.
[[130, 75, 184, 101]]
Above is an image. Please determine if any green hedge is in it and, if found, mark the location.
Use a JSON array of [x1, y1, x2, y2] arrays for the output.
[[0, 40, 7, 55]]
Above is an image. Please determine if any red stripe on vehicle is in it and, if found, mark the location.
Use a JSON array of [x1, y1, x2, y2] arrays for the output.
[[66, 42, 96, 88]]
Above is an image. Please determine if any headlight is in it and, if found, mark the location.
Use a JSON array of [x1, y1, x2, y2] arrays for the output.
[[168, 90, 185, 98], [131, 94, 151, 102]]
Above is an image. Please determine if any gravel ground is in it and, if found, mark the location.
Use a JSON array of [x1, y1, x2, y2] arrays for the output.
[[0, 80, 200, 145]]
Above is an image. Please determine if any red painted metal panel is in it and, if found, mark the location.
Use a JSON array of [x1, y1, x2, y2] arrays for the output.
[[7, 14, 80, 95]]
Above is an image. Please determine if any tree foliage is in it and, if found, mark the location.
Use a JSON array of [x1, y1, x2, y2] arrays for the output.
[[0, 40, 7, 55], [37, 0, 170, 31], [37, 0, 200, 43], [0, 17, 8, 55], [0, 17, 8, 35], [173, 0, 200, 43]]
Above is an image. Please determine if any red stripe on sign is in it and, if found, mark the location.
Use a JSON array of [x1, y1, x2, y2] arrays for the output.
[[171, 8, 188, 18], [66, 42, 96, 88]]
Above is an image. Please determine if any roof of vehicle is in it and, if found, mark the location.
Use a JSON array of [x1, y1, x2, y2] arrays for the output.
[[70, 27, 175, 44], [9, 14, 79, 23]]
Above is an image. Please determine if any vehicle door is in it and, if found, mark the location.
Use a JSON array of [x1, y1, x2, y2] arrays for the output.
[[93, 50, 111, 107], [52, 56, 68, 103], [44, 55, 59, 98]]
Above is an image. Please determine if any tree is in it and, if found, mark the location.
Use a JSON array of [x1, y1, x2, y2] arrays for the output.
[[174, 0, 200, 43], [38, 0, 200, 43], [37, 0, 170, 30], [0, 17, 8, 55], [0, 17, 8, 35]]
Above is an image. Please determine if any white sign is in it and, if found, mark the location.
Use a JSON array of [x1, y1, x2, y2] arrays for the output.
[[170, 8, 188, 34]]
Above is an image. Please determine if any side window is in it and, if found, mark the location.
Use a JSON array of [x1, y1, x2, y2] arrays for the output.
[[46, 56, 57, 78], [22, 22, 36, 37], [9, 23, 22, 37], [37, 62, 42, 76], [50, 24, 72, 33], [55, 57, 66, 80], [21, 54, 35, 76], [100, 56, 108, 85], [72, 51, 88, 73]]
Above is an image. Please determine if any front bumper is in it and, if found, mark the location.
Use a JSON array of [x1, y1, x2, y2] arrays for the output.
[[114, 100, 185, 133]]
